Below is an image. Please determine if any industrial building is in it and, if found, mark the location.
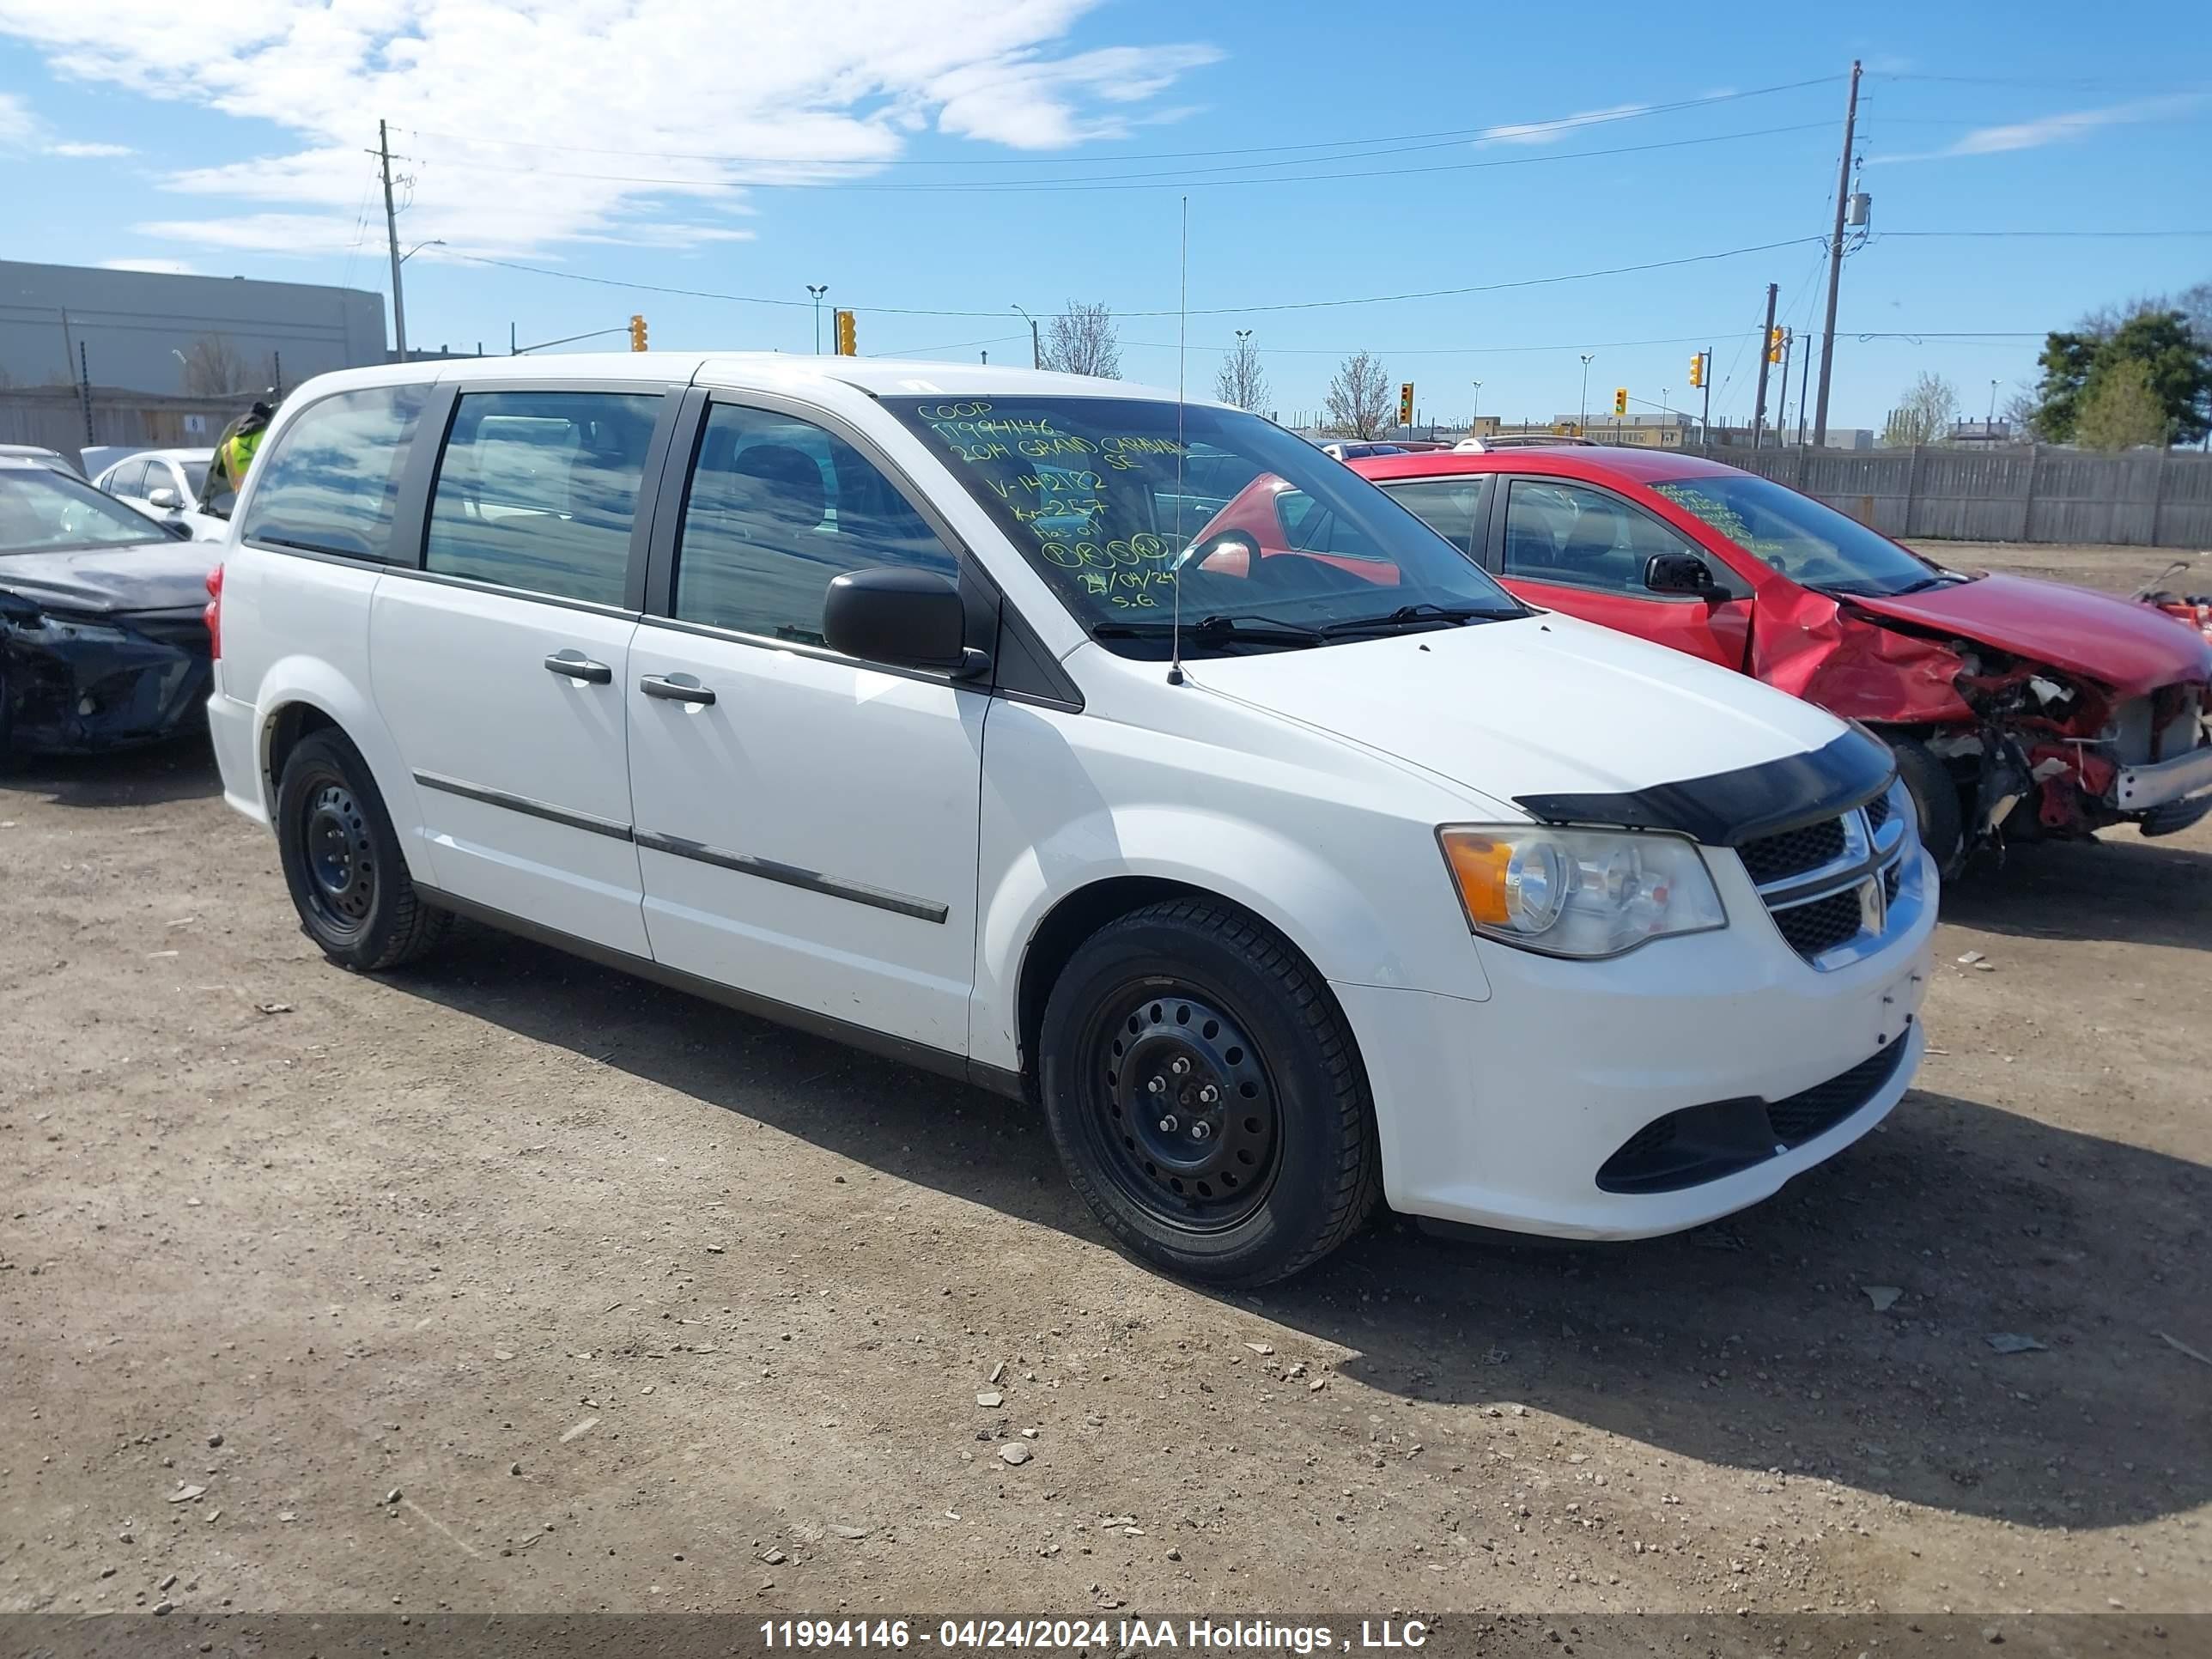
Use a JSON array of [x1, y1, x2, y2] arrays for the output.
[[0, 260, 388, 398]]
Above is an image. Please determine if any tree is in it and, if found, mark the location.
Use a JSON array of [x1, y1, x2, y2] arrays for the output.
[[1042, 301, 1121, 380], [1881, 371, 1959, 447], [2074, 359, 2171, 451], [1323, 351, 1392, 438], [177, 334, 258, 397], [2029, 301, 2210, 446], [1214, 334, 1268, 413], [1999, 387, 2041, 439]]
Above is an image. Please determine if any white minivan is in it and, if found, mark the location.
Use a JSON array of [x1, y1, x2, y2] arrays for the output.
[[204, 355, 1935, 1284]]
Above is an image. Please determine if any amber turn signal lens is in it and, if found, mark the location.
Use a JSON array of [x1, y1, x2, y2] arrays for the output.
[[1440, 831, 1513, 927]]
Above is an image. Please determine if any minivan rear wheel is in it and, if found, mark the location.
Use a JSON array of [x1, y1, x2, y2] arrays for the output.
[[1037, 899, 1380, 1286], [276, 729, 451, 971]]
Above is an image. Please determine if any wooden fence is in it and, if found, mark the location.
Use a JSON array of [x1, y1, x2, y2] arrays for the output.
[[1684, 442, 2212, 548]]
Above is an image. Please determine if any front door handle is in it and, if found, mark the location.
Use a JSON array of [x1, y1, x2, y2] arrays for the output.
[[641, 673, 716, 706], [544, 651, 612, 684]]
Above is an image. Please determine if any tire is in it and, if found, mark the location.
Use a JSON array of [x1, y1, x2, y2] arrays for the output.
[[1036, 898, 1380, 1286], [1889, 735, 1966, 877], [275, 729, 451, 971]]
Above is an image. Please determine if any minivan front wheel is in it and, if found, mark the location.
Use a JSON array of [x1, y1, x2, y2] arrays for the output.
[[275, 729, 451, 971], [1037, 899, 1380, 1285]]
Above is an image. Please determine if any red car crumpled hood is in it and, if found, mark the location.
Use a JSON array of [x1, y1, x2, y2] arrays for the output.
[[1844, 573, 2212, 699]]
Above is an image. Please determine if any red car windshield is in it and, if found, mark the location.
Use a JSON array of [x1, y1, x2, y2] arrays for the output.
[[1651, 473, 1955, 599]]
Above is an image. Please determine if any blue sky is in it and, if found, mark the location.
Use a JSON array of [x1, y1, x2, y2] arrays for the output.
[[2, 0, 2207, 431]]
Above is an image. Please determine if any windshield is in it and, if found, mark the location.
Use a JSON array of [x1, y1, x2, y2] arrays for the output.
[[0, 462, 167, 553], [1651, 472, 1948, 598], [885, 397, 1523, 657]]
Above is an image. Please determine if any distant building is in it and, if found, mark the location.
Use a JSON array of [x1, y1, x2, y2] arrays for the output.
[[0, 260, 388, 397]]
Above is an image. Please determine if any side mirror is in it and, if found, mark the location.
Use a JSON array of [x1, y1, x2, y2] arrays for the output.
[[823, 567, 987, 677], [1645, 551, 1717, 596], [147, 486, 181, 509]]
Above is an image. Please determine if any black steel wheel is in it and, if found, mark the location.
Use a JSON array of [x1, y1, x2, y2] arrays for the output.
[[275, 728, 451, 971], [300, 781, 379, 939], [1085, 988, 1280, 1231], [1038, 897, 1380, 1285]]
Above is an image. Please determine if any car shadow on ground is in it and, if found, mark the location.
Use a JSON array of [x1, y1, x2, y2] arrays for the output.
[[1941, 831, 2212, 952], [0, 732, 221, 810], [391, 922, 2210, 1535]]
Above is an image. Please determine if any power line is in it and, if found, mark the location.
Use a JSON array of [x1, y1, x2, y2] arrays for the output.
[[413, 122, 1832, 195], [1876, 228, 2212, 239], [464, 236, 1823, 320], [403, 77, 1840, 171]]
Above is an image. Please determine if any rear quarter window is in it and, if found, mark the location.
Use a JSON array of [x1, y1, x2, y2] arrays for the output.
[[240, 385, 430, 562]]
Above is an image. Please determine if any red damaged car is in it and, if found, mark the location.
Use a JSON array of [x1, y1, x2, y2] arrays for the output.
[[1325, 447, 2212, 871]]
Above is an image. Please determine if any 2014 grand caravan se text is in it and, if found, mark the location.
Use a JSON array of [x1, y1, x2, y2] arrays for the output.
[[204, 356, 1936, 1285]]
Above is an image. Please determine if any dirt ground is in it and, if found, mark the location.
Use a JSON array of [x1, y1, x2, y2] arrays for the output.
[[3, 541, 2208, 1624]]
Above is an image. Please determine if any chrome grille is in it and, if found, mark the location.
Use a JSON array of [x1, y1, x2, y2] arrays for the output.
[[1748, 781, 1919, 969]]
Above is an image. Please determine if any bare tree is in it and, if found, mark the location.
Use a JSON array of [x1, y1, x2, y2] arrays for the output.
[[1042, 301, 1121, 380], [1881, 371, 1960, 447], [2075, 360, 2171, 451], [1999, 387, 2042, 439], [178, 334, 255, 397], [1324, 351, 1392, 439], [1213, 334, 1268, 412]]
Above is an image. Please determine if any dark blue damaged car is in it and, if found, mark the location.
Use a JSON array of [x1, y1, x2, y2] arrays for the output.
[[0, 454, 217, 762]]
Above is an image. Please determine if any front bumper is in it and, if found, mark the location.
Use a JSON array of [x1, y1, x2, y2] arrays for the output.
[[1, 607, 210, 755], [1336, 845, 1938, 1240], [2111, 741, 2212, 813]]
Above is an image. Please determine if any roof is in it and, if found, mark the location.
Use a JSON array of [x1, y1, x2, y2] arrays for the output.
[[1348, 446, 1747, 485], [278, 352, 1216, 408], [129, 447, 216, 463]]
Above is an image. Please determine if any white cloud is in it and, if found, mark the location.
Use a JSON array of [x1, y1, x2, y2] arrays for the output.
[[1480, 103, 1656, 147], [48, 138, 134, 156], [100, 256, 195, 273], [0, 89, 36, 147], [0, 0, 1218, 256], [1881, 93, 2208, 163]]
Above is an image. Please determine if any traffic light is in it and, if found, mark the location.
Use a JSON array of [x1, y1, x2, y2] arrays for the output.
[[1688, 354, 1703, 389], [1398, 381, 1414, 427], [628, 313, 647, 352], [1767, 326, 1785, 364], [834, 308, 858, 356], [1613, 386, 1628, 417]]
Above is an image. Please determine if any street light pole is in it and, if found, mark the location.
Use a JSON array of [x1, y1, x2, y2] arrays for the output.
[[1989, 378, 1999, 428], [1471, 380, 1482, 431], [1012, 304, 1041, 369], [1578, 353, 1594, 432], [806, 285, 828, 355]]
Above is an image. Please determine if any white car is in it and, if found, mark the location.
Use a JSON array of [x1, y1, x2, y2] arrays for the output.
[[93, 447, 228, 540], [204, 356, 1935, 1285]]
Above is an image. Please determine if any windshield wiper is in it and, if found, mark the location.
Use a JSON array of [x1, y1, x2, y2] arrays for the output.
[[1091, 612, 1326, 648], [1319, 602, 1508, 635], [1889, 573, 1966, 595]]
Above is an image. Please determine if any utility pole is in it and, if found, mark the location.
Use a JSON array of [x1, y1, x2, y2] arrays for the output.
[[1796, 342, 1810, 443], [1700, 349, 1712, 445], [1752, 283, 1778, 447], [378, 119, 408, 361], [1774, 328, 1793, 448], [1813, 59, 1863, 449]]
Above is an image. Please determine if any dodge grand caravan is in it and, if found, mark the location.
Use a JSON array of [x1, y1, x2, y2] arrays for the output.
[[205, 356, 1936, 1285]]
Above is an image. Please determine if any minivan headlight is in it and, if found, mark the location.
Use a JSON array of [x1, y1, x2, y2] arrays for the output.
[[1437, 826, 1727, 958]]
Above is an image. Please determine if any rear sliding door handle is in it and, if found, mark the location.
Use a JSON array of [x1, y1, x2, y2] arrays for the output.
[[641, 673, 716, 706], [544, 652, 612, 684]]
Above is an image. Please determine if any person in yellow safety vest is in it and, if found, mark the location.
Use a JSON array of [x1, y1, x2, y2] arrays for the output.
[[198, 398, 274, 512]]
